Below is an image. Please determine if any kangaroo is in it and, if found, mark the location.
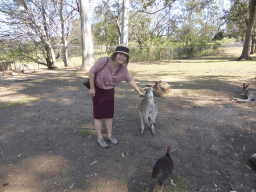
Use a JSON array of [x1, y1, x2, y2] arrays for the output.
[[153, 80, 171, 97], [139, 87, 158, 135], [234, 83, 256, 102]]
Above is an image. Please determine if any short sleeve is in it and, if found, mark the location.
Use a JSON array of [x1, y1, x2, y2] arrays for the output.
[[89, 57, 108, 74]]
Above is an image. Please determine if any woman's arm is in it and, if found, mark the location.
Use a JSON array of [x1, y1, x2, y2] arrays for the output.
[[89, 72, 96, 97], [128, 79, 144, 95]]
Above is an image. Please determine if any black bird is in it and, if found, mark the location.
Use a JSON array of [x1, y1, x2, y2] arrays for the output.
[[147, 147, 174, 192], [250, 153, 256, 170]]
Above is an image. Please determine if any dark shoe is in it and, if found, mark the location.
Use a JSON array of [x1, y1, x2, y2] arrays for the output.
[[97, 138, 108, 148], [107, 136, 118, 144]]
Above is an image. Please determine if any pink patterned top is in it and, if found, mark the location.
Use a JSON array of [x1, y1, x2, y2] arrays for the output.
[[89, 57, 132, 90]]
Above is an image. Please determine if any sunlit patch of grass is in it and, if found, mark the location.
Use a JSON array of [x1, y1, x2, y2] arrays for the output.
[[183, 89, 195, 96], [34, 79, 46, 82], [1, 102, 20, 109], [77, 129, 92, 137], [0, 97, 40, 109]]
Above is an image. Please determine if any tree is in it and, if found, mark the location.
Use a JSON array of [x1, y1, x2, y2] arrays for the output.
[[170, 0, 220, 47], [56, 0, 69, 67], [79, 0, 95, 71], [121, 0, 129, 45], [226, 0, 249, 38], [0, 0, 59, 68], [0, 0, 80, 69], [92, 0, 176, 46], [92, 2, 120, 45], [237, 0, 256, 60]]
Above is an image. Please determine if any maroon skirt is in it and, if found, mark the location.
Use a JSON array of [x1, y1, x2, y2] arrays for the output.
[[93, 84, 115, 119]]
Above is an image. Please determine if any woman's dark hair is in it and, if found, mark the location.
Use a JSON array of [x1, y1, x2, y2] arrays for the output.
[[110, 52, 129, 66]]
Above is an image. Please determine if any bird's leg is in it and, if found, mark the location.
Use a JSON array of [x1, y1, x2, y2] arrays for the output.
[[160, 184, 164, 192]]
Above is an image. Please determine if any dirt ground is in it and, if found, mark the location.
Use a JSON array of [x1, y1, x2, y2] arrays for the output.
[[0, 49, 256, 192]]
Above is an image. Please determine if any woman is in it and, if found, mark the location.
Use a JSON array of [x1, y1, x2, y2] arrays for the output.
[[89, 45, 143, 148]]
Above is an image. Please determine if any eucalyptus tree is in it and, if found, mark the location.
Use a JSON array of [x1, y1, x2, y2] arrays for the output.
[[0, 0, 79, 69], [79, 0, 95, 70], [92, 0, 176, 46], [0, 0, 60, 68], [172, 0, 222, 47], [92, 1, 120, 45], [128, 11, 151, 45], [237, 0, 256, 60], [226, 0, 256, 55], [53, 0, 79, 67], [226, 0, 249, 38]]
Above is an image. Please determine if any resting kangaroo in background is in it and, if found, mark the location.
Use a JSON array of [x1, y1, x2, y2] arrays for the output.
[[153, 80, 171, 97], [234, 83, 256, 102], [139, 87, 158, 135]]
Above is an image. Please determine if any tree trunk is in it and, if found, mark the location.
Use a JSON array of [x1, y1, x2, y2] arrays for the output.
[[121, 0, 129, 45], [250, 37, 255, 54], [62, 39, 69, 67], [60, 0, 69, 67], [237, 0, 256, 60], [80, 0, 95, 71], [44, 42, 57, 69], [41, 0, 56, 68]]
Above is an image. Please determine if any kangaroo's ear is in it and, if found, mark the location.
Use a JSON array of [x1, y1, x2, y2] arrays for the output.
[[243, 83, 249, 88]]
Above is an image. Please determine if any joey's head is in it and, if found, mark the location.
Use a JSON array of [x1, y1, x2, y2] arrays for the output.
[[144, 87, 154, 98]]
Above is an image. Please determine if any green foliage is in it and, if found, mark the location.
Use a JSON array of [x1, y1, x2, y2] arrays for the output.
[[0, 44, 20, 62], [92, 2, 120, 45], [226, 0, 249, 38], [215, 37, 237, 45], [129, 11, 152, 45]]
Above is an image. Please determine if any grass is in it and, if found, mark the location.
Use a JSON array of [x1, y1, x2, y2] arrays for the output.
[[0, 97, 40, 109], [123, 178, 130, 190], [34, 79, 46, 82], [76, 129, 92, 137], [1, 102, 20, 109], [170, 174, 191, 192], [129, 47, 256, 85]]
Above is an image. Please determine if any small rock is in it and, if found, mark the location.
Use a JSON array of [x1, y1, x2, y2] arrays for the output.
[[90, 161, 97, 166]]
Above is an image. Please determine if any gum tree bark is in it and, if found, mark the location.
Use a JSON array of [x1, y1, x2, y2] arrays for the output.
[[80, 0, 95, 71], [237, 0, 256, 60]]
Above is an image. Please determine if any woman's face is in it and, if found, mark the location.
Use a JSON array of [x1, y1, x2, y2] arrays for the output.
[[115, 52, 128, 64]]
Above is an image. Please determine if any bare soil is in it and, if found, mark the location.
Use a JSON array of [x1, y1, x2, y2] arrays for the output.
[[0, 49, 256, 192]]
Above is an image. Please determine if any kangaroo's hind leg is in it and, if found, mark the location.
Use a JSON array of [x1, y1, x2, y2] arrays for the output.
[[148, 117, 155, 136], [139, 111, 145, 134]]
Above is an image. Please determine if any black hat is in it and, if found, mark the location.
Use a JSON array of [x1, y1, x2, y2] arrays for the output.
[[115, 44, 129, 56]]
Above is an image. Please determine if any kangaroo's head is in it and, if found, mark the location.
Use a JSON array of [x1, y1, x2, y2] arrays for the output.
[[242, 83, 249, 96], [145, 87, 154, 98]]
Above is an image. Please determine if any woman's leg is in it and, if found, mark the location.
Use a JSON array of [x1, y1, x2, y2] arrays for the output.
[[105, 118, 118, 144], [105, 118, 113, 137], [95, 119, 103, 139]]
